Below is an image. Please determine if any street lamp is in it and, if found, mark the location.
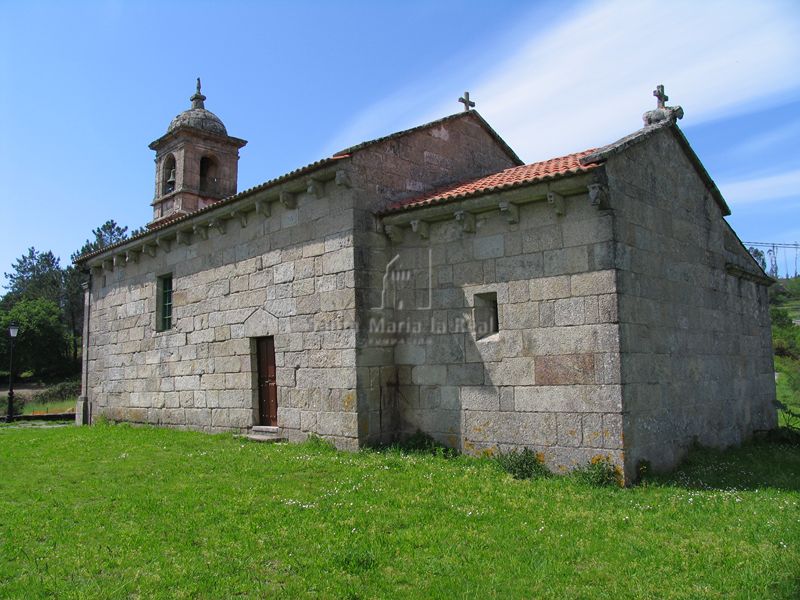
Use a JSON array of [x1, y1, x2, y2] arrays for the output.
[[6, 323, 18, 423]]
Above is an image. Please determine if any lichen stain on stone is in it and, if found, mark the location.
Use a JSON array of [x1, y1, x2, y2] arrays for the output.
[[342, 392, 355, 411]]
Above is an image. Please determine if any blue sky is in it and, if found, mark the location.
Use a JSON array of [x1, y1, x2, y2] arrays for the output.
[[1, 0, 799, 278]]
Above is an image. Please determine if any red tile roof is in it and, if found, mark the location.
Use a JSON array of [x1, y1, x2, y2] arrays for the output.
[[386, 149, 600, 213]]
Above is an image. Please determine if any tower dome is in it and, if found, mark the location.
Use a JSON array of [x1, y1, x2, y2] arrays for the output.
[[166, 78, 228, 136]]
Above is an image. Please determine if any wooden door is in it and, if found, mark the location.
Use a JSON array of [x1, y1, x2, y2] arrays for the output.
[[256, 337, 278, 426]]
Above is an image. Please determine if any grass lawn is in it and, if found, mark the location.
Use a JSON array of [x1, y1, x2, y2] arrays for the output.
[[0, 394, 75, 417], [1, 426, 798, 599]]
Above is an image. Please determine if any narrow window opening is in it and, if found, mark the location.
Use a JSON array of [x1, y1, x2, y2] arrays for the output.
[[157, 274, 173, 331], [474, 292, 499, 340]]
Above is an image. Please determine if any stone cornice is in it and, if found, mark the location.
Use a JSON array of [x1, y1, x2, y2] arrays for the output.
[[381, 172, 596, 230]]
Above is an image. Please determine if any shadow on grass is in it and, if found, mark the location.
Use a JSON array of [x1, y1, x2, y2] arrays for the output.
[[647, 429, 800, 493]]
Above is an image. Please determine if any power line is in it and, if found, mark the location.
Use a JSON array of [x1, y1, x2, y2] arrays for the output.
[[744, 241, 800, 248]]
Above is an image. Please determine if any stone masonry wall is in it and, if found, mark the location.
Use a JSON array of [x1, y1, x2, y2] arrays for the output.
[[605, 128, 777, 477], [371, 188, 626, 473], [350, 113, 522, 447], [87, 175, 362, 449]]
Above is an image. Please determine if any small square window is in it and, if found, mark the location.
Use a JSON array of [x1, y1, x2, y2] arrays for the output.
[[474, 292, 499, 340], [157, 274, 173, 332]]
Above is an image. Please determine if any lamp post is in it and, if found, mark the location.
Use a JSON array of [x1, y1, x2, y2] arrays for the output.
[[6, 323, 18, 423]]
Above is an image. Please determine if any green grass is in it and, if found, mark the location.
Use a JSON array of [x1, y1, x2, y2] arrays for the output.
[[1, 426, 798, 599], [0, 395, 75, 416]]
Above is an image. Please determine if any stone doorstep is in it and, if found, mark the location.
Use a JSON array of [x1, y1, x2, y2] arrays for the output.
[[239, 425, 287, 443], [252, 425, 280, 434]]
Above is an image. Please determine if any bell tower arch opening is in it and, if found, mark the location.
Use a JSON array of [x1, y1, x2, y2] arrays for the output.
[[199, 155, 219, 194], [162, 154, 176, 195]]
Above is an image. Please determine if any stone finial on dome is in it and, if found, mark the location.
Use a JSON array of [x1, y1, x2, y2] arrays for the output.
[[190, 77, 206, 110], [642, 84, 684, 126]]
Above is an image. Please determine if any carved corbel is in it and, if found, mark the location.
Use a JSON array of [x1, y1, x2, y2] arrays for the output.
[[307, 178, 324, 199], [410, 219, 429, 239], [193, 224, 209, 240], [335, 169, 351, 188], [279, 191, 296, 209], [230, 210, 248, 228], [384, 224, 404, 242], [91, 265, 103, 278], [454, 210, 475, 233], [101, 258, 113, 272], [125, 249, 140, 264], [112, 254, 125, 269], [547, 191, 565, 216], [255, 199, 271, 218], [156, 237, 172, 252], [498, 200, 519, 224], [208, 218, 226, 235], [588, 183, 610, 209], [176, 230, 192, 245], [142, 243, 156, 258]]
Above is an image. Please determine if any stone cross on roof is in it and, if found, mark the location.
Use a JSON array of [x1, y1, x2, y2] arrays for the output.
[[653, 84, 669, 109], [642, 83, 683, 127], [458, 91, 475, 112]]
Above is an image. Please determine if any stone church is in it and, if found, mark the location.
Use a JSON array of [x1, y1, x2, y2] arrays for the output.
[[75, 81, 777, 481]]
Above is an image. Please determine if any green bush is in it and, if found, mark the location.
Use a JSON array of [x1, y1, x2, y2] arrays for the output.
[[572, 455, 623, 487], [395, 430, 459, 458], [495, 448, 550, 480], [32, 379, 80, 404]]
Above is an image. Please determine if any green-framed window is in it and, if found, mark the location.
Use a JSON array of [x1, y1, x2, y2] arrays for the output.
[[157, 274, 173, 331]]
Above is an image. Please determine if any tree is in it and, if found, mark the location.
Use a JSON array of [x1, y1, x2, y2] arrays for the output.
[[0, 298, 71, 378], [71, 220, 129, 261], [2, 248, 62, 308], [64, 220, 133, 361], [748, 247, 767, 272]]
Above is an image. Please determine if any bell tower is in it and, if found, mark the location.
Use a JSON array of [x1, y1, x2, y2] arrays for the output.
[[148, 79, 247, 228]]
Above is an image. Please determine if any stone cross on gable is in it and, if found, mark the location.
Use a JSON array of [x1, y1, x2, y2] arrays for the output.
[[653, 84, 668, 109], [458, 91, 475, 112]]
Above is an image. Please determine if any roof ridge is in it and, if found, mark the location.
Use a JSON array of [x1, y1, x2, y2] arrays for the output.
[[333, 110, 524, 166]]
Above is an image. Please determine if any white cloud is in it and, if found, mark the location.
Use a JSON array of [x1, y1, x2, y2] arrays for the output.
[[721, 169, 800, 205], [325, 0, 800, 162]]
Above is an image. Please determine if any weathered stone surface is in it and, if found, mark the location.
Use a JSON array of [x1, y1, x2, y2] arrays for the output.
[[534, 354, 595, 385]]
